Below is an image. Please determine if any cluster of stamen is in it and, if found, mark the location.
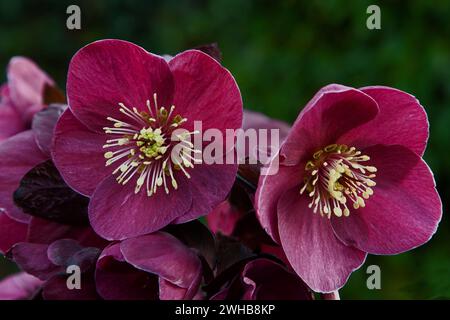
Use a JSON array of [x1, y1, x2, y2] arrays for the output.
[[300, 144, 377, 218], [103, 93, 201, 196]]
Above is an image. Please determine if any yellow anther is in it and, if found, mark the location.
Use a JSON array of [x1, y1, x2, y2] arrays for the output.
[[104, 152, 114, 159], [305, 161, 315, 171], [324, 144, 338, 153], [313, 150, 323, 159], [300, 144, 377, 219]]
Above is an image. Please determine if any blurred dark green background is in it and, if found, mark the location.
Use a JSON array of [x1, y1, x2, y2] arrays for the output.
[[0, 0, 449, 299]]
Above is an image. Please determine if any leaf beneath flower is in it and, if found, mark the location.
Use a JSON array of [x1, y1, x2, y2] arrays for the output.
[[214, 234, 255, 276], [13, 160, 89, 225], [165, 220, 216, 271]]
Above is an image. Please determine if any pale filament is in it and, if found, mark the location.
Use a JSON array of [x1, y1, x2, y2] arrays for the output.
[[102, 93, 201, 196], [300, 144, 377, 218]]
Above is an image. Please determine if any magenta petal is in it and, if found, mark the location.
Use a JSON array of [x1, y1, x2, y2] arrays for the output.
[[0, 83, 9, 99], [243, 110, 291, 142], [27, 217, 107, 248], [159, 278, 188, 300], [241, 259, 312, 300], [0, 130, 48, 222], [52, 109, 111, 196], [120, 232, 202, 299], [239, 110, 291, 164], [339, 86, 429, 156], [0, 212, 28, 254], [89, 175, 192, 240], [0, 104, 25, 141], [168, 50, 243, 132], [42, 274, 98, 300], [280, 84, 379, 166], [9, 242, 61, 281], [331, 145, 442, 255], [0, 272, 43, 300], [255, 164, 302, 243], [278, 188, 366, 293], [174, 163, 237, 224], [47, 239, 83, 266], [7, 57, 53, 123], [67, 39, 173, 132], [96, 244, 159, 300], [32, 104, 67, 156]]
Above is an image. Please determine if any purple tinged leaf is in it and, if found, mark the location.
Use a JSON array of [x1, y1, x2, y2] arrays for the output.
[[13, 160, 89, 225], [164, 220, 216, 271], [214, 234, 255, 276]]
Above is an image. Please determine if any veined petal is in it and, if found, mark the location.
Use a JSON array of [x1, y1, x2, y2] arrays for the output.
[[280, 84, 379, 166], [0, 131, 48, 222], [255, 164, 302, 243], [278, 188, 366, 293], [168, 50, 242, 133], [120, 232, 202, 300], [7, 57, 53, 123], [339, 86, 429, 156], [52, 109, 111, 196], [174, 163, 237, 224], [67, 39, 174, 132], [88, 175, 192, 240], [331, 145, 442, 254], [95, 243, 159, 300]]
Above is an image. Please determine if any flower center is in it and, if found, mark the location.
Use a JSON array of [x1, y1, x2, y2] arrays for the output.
[[300, 144, 377, 218], [136, 127, 167, 159], [102, 93, 201, 196]]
